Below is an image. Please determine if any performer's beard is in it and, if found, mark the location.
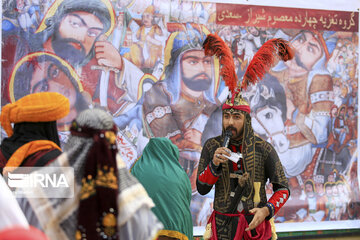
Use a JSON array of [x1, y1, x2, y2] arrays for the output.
[[182, 72, 212, 92], [225, 126, 243, 140], [52, 29, 87, 66]]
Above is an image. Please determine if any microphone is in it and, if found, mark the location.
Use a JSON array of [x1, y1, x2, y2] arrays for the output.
[[223, 129, 233, 147]]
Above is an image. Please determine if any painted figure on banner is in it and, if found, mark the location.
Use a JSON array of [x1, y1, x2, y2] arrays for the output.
[[124, 5, 166, 73], [2, 0, 155, 166], [243, 75, 289, 155], [231, 35, 254, 76], [271, 30, 334, 181], [327, 105, 349, 154], [314, 174, 327, 218], [170, 1, 211, 24], [3, 0, 151, 118], [245, 26, 269, 49], [218, 26, 234, 48], [7, 52, 88, 143], [302, 180, 325, 222], [345, 106, 357, 149], [142, 23, 228, 225]]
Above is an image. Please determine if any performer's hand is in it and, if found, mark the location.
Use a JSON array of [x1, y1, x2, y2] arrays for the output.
[[95, 35, 123, 69], [213, 147, 231, 166], [245, 207, 270, 231]]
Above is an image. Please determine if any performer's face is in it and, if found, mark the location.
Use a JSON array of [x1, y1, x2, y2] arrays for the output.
[[222, 111, 245, 140], [30, 60, 77, 110], [181, 50, 213, 92], [53, 11, 103, 64], [285, 32, 322, 76]]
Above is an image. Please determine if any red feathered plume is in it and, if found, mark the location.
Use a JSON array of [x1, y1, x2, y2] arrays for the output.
[[241, 38, 294, 90], [203, 33, 237, 92]]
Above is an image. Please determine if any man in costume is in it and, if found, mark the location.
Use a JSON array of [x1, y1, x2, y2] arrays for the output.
[[132, 137, 193, 240], [0, 92, 69, 174], [142, 23, 224, 192], [197, 34, 291, 239], [17, 108, 162, 240]]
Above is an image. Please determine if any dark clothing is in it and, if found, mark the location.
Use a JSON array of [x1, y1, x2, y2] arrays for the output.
[[0, 121, 61, 172], [197, 134, 289, 239]]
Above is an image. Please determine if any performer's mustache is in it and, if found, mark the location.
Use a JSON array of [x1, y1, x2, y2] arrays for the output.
[[225, 126, 237, 133]]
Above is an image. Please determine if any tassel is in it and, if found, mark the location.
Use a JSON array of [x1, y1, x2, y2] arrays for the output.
[[203, 33, 238, 92], [203, 223, 212, 240], [270, 218, 278, 240], [238, 172, 249, 187], [241, 38, 294, 90], [253, 182, 261, 207]]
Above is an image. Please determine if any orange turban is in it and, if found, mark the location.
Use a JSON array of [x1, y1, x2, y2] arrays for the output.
[[0, 92, 70, 137]]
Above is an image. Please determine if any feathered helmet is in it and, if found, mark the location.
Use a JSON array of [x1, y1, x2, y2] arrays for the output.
[[203, 33, 294, 113]]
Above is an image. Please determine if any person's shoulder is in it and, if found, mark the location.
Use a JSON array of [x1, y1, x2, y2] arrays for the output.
[[254, 135, 266, 144], [254, 135, 274, 150]]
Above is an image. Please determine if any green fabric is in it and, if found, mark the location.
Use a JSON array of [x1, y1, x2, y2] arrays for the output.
[[131, 138, 193, 239]]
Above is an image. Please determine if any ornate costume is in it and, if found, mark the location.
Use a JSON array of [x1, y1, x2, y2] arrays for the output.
[[197, 35, 291, 239], [16, 109, 162, 240]]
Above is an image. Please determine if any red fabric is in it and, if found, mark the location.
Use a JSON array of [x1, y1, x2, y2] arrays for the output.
[[0, 226, 48, 240], [71, 123, 119, 240], [268, 189, 289, 215], [241, 38, 294, 90], [203, 34, 238, 92], [80, 58, 126, 115], [20, 148, 58, 167], [222, 103, 251, 113], [198, 165, 219, 185], [208, 211, 271, 240]]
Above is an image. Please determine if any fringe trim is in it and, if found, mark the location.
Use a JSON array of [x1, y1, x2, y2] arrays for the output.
[[157, 229, 188, 240]]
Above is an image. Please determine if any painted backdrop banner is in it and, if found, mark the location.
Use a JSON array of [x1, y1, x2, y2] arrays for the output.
[[1, 0, 359, 233]]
